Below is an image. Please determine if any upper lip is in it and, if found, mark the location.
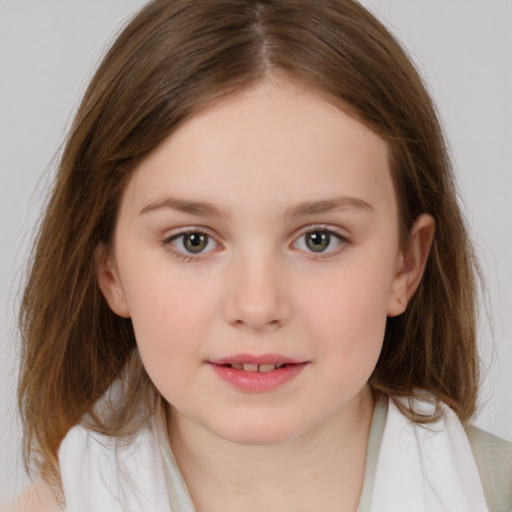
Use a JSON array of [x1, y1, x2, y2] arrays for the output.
[[209, 353, 305, 365]]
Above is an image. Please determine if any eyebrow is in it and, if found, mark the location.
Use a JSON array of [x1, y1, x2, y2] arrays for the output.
[[140, 197, 228, 218], [284, 196, 374, 217], [139, 195, 373, 218]]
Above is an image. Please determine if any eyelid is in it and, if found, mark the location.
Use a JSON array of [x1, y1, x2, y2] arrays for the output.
[[161, 226, 222, 261], [163, 225, 214, 238], [160, 224, 350, 262], [290, 223, 349, 240], [290, 224, 350, 258]]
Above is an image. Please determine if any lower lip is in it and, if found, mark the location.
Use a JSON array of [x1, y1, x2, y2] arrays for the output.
[[209, 363, 307, 392]]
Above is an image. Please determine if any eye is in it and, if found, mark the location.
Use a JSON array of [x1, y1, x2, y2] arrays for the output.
[[293, 228, 346, 255], [168, 231, 218, 255]]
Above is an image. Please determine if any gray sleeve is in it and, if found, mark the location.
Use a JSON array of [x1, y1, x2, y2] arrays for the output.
[[465, 425, 512, 512]]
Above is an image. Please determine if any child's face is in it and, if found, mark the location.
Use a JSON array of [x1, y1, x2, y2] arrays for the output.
[[99, 78, 411, 445]]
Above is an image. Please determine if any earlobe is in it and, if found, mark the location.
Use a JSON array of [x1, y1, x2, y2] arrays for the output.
[[94, 243, 131, 318], [387, 214, 435, 317]]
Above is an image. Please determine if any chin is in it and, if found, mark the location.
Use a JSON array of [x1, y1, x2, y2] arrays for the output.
[[210, 414, 308, 447], [224, 430, 294, 447]]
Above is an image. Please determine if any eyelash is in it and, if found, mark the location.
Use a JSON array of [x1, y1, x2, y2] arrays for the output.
[[292, 225, 350, 259], [161, 228, 218, 263], [161, 225, 350, 262]]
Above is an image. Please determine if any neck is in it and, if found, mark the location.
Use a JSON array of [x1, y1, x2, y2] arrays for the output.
[[168, 387, 375, 512]]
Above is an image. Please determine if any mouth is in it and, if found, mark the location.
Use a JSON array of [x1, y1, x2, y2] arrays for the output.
[[208, 354, 308, 392], [220, 362, 288, 372], [209, 353, 305, 369]]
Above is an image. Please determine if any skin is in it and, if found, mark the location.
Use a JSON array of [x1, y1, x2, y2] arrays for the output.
[[8, 76, 434, 511], [97, 77, 434, 511], [2, 479, 61, 512]]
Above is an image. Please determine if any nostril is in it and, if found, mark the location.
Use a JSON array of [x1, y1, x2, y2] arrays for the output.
[[230, 317, 282, 331]]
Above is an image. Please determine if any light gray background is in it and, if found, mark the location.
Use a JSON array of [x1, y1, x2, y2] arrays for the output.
[[1, 0, 511, 501]]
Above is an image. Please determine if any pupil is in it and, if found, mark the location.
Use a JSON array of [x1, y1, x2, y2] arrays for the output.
[[184, 233, 207, 253], [306, 231, 330, 252]]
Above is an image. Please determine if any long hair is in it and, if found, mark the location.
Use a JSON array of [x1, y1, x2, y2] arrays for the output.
[[18, 0, 479, 489]]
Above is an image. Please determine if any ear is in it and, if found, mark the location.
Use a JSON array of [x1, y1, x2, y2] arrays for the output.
[[94, 243, 131, 318], [387, 214, 435, 317]]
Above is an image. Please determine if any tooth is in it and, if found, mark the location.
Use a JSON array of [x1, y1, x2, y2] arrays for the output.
[[243, 363, 259, 372], [276, 364, 285, 369], [231, 363, 243, 370], [258, 364, 276, 373]]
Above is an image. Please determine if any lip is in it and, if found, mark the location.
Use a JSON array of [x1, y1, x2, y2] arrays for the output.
[[210, 353, 303, 366], [208, 354, 308, 393]]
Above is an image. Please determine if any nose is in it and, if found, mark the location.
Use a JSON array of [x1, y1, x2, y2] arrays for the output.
[[222, 252, 291, 332]]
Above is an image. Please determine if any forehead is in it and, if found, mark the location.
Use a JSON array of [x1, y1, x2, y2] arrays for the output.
[[122, 78, 395, 219]]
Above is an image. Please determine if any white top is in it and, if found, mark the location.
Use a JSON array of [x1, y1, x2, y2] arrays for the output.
[[58, 396, 491, 511], [59, 414, 171, 512]]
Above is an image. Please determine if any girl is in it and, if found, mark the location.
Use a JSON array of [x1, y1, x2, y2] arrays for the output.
[[8, 0, 512, 510]]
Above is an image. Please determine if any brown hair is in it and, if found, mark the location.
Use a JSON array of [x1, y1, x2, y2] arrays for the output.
[[18, 0, 479, 489]]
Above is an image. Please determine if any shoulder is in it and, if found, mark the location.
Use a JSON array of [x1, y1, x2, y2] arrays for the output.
[[57, 420, 170, 511], [465, 424, 512, 512], [0, 479, 62, 512]]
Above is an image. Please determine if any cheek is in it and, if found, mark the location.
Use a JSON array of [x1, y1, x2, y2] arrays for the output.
[[296, 258, 393, 358], [300, 273, 389, 399], [118, 259, 218, 377], [121, 249, 211, 325]]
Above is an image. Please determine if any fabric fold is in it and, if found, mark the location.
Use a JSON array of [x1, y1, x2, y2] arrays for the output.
[[370, 397, 489, 512], [59, 418, 171, 512], [59, 395, 488, 511]]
